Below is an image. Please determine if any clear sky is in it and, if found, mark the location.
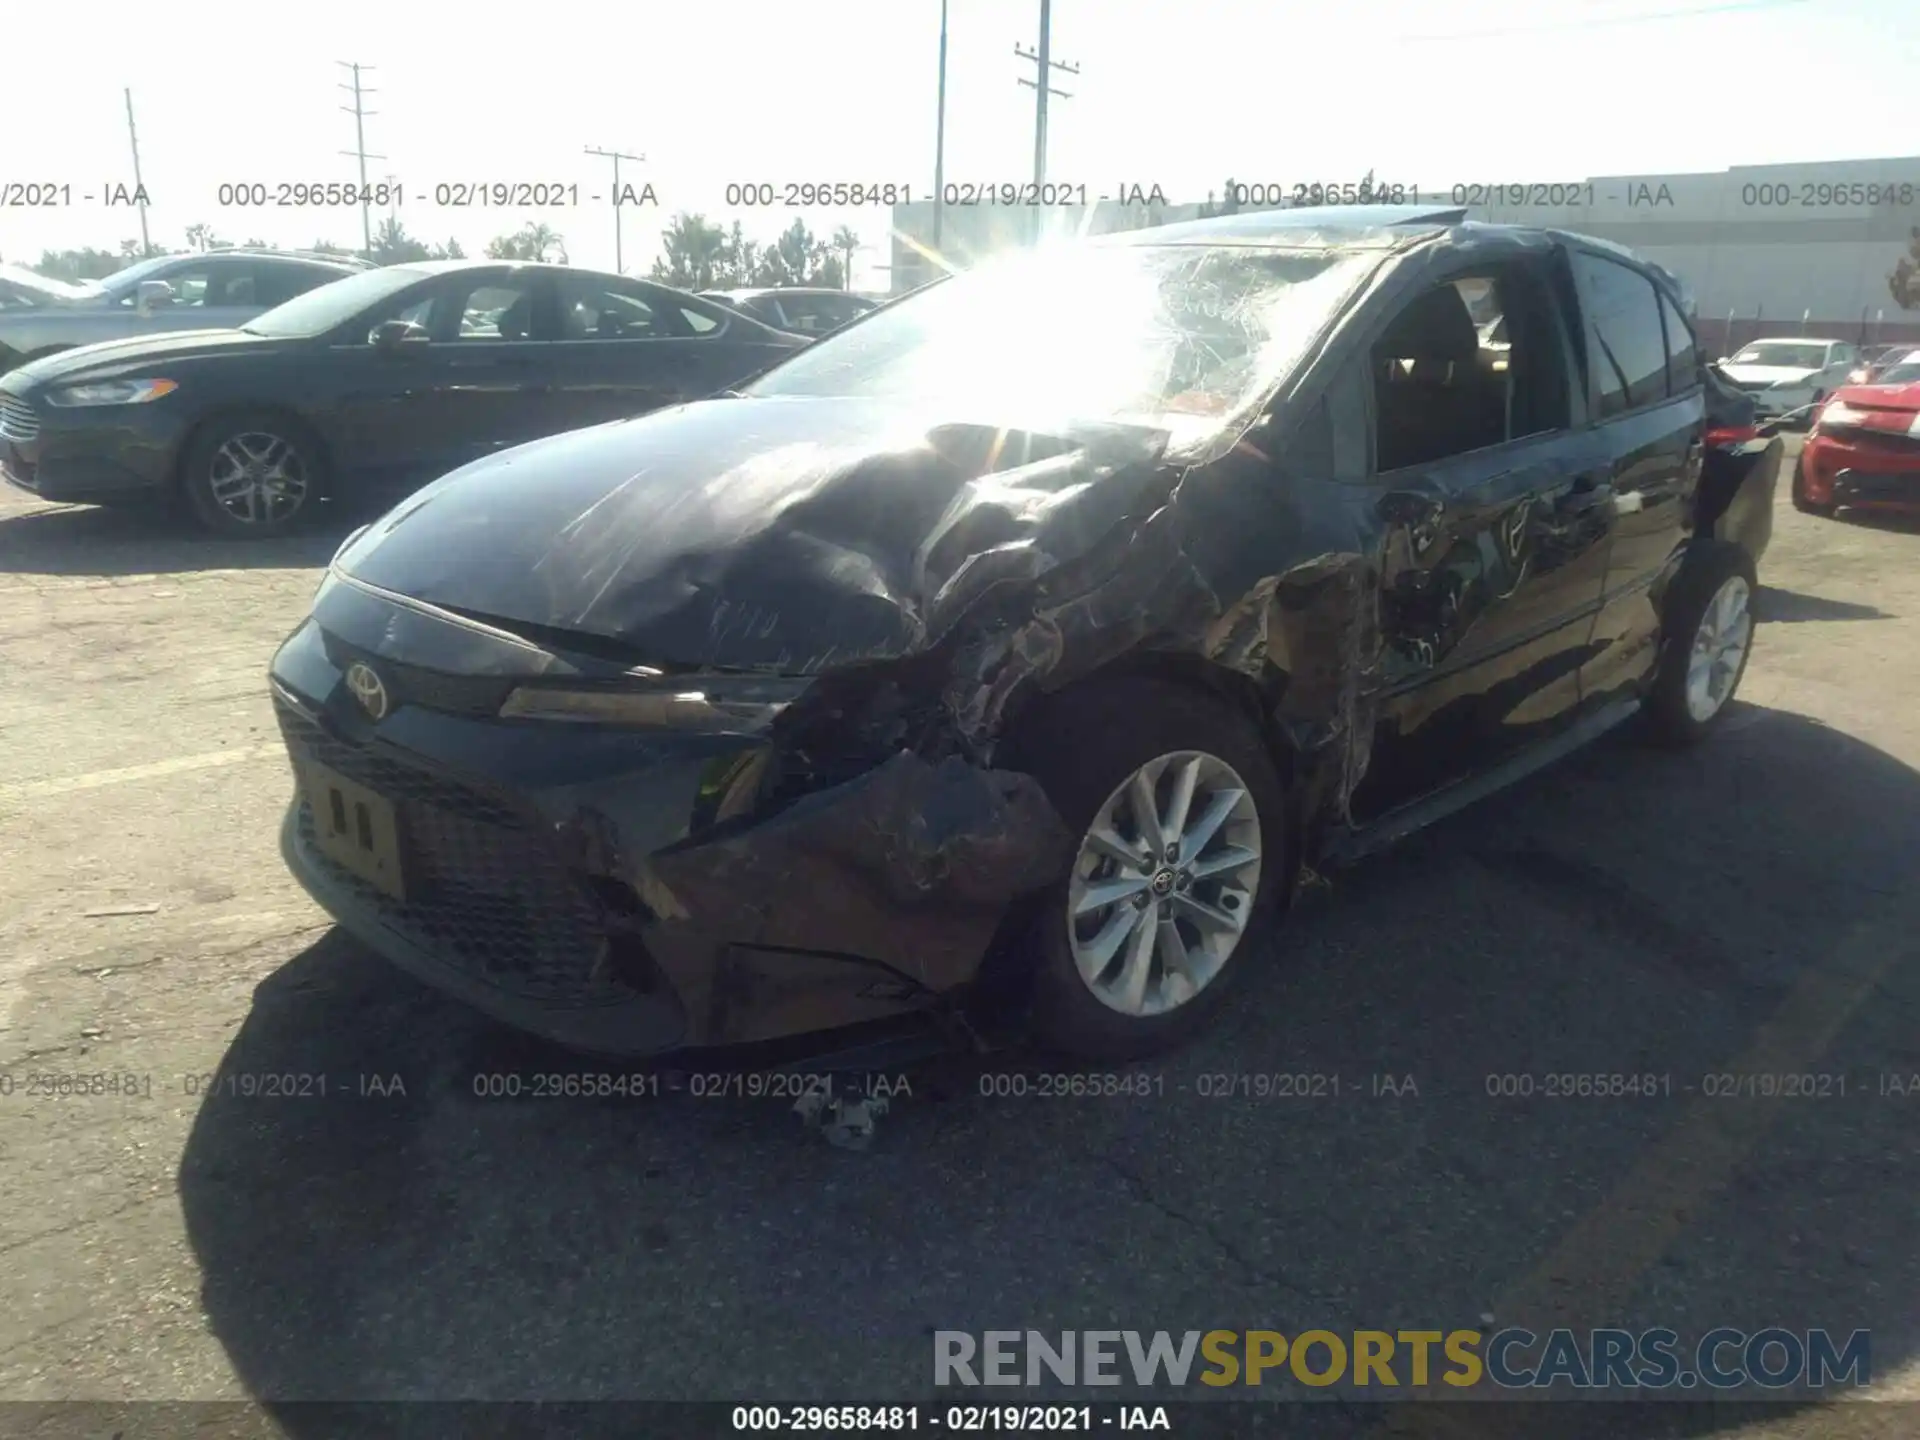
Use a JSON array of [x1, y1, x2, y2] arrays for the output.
[[3, 0, 1916, 286]]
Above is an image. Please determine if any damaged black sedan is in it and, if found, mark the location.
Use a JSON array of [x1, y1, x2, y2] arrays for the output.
[[270, 205, 1764, 1061]]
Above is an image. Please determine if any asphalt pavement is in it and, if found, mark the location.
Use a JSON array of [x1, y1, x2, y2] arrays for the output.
[[1, 439, 1916, 1437]]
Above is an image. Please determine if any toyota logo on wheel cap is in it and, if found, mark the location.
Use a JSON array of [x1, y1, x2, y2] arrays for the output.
[[344, 661, 390, 720]]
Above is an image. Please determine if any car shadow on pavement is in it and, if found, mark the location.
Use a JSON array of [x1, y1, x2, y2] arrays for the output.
[[0, 497, 380, 577], [178, 708, 1919, 1434], [1836, 508, 1920, 536], [1755, 586, 1891, 624]]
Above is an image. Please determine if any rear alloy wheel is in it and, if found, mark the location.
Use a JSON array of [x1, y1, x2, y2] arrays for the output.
[[1645, 539, 1757, 746], [1017, 677, 1288, 1059], [182, 413, 323, 537]]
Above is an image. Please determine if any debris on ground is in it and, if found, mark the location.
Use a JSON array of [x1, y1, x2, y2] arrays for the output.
[[794, 1088, 892, 1151]]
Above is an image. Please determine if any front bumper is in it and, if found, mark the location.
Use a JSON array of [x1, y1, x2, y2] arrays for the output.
[[1800, 430, 1920, 509], [269, 601, 1071, 1058], [0, 387, 186, 502]]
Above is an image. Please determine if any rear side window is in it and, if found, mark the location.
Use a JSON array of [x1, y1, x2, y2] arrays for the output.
[[1572, 253, 1667, 417], [1657, 291, 1698, 395]]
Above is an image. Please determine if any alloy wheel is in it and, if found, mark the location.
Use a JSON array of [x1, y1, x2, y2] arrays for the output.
[[1684, 574, 1753, 723], [1065, 750, 1263, 1017], [207, 431, 310, 527]]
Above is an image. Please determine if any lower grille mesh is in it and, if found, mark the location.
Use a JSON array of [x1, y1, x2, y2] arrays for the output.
[[278, 701, 630, 1006]]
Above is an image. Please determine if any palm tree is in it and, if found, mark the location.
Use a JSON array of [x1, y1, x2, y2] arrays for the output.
[[830, 225, 860, 290]]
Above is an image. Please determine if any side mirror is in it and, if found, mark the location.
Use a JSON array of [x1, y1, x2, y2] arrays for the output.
[[369, 319, 425, 353], [136, 280, 173, 316]]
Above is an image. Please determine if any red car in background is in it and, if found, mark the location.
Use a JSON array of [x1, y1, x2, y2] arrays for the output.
[[1792, 347, 1920, 516], [1789, 347, 1920, 518]]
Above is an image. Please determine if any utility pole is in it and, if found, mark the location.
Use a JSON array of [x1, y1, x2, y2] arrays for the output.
[[584, 146, 646, 273], [1014, 0, 1079, 241], [933, 0, 949, 253], [1014, 0, 1078, 190], [337, 62, 386, 256], [123, 88, 152, 257]]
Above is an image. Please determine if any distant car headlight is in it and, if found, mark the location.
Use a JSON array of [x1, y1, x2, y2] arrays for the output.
[[1816, 399, 1867, 430], [498, 673, 812, 732], [44, 378, 178, 406]]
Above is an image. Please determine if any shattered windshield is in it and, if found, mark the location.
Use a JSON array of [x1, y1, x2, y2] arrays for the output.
[[745, 242, 1382, 432]]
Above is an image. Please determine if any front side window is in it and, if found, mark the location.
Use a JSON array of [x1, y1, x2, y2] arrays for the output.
[[1371, 267, 1569, 472], [1573, 253, 1668, 417], [747, 242, 1383, 447], [118, 263, 213, 308]]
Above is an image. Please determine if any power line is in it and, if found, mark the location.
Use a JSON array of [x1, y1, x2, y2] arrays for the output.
[[337, 62, 387, 254], [584, 145, 646, 273]]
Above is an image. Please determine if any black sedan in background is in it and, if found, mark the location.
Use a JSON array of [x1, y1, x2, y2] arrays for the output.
[[0, 261, 803, 536], [700, 287, 879, 336]]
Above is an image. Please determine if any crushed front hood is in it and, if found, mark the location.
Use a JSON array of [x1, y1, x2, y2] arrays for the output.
[[335, 395, 1182, 674]]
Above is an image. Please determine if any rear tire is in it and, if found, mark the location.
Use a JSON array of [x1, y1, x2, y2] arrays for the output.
[[1015, 677, 1289, 1060], [179, 409, 328, 539], [1644, 539, 1757, 748]]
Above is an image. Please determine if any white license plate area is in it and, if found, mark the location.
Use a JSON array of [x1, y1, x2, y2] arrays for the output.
[[300, 757, 407, 901]]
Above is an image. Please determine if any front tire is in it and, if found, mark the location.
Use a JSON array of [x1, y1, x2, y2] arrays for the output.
[[1644, 539, 1757, 748], [1015, 677, 1289, 1060], [179, 409, 327, 538]]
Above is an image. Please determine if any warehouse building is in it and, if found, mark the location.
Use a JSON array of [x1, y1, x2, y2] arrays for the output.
[[889, 155, 1920, 354]]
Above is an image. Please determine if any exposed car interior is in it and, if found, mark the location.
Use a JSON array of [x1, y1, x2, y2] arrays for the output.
[[1371, 271, 1569, 471]]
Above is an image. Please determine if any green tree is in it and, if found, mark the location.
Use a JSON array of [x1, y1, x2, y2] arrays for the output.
[[829, 225, 860, 290], [366, 215, 435, 264], [34, 246, 138, 282], [183, 223, 226, 253], [751, 218, 833, 286], [1891, 227, 1920, 309], [649, 213, 731, 289], [485, 222, 567, 263]]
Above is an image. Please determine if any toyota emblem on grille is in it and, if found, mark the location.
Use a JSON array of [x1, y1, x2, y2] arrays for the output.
[[344, 661, 390, 720]]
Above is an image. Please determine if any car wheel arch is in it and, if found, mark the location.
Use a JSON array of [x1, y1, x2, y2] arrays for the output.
[[998, 651, 1299, 788], [173, 404, 335, 494]]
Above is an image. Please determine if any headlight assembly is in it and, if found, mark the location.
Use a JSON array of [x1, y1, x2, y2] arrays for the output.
[[498, 673, 811, 732], [44, 378, 178, 406]]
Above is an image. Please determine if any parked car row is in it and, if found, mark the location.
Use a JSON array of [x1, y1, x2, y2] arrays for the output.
[[698, 286, 879, 336], [0, 261, 805, 535], [0, 250, 372, 373], [1791, 346, 1920, 518], [253, 205, 1782, 1064]]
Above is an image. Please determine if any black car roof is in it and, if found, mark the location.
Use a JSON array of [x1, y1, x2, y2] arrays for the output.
[[1099, 204, 1470, 247]]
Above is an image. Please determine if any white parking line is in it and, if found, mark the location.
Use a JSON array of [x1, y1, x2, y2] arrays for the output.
[[0, 744, 287, 803]]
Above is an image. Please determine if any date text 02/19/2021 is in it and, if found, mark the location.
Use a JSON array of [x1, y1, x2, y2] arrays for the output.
[[729, 1406, 1169, 1431]]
